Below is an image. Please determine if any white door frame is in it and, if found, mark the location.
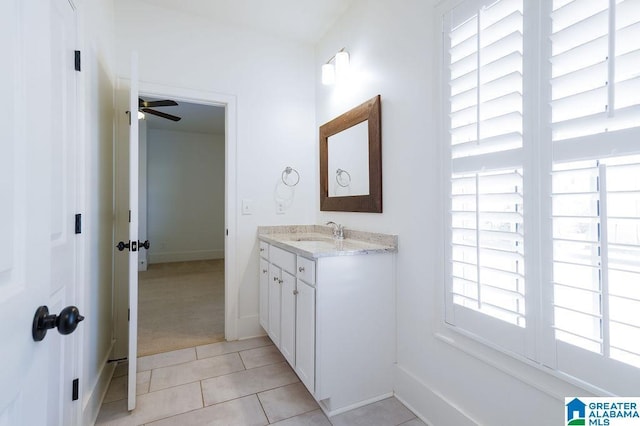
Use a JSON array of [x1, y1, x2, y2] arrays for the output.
[[137, 81, 239, 341]]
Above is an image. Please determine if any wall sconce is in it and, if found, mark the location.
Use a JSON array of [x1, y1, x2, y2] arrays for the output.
[[322, 48, 350, 85]]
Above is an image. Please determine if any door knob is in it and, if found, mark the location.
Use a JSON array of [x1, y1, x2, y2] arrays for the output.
[[116, 241, 130, 251], [32, 305, 85, 342], [138, 240, 150, 250]]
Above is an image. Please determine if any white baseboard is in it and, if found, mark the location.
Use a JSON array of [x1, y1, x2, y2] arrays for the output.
[[394, 365, 478, 426], [82, 341, 117, 426], [319, 392, 394, 417], [237, 315, 264, 340], [148, 249, 224, 264]]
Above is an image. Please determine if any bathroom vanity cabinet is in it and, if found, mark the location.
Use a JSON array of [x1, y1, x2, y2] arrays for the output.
[[258, 225, 397, 416]]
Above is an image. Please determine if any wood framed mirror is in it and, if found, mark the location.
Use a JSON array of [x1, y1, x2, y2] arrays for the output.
[[320, 95, 382, 212]]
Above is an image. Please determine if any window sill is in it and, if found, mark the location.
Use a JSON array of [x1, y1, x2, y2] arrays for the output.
[[435, 324, 616, 399]]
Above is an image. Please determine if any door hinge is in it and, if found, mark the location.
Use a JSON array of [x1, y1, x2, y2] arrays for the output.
[[74, 50, 81, 71], [226, 228, 228, 236], [126, 110, 131, 126], [75, 213, 82, 234], [128, 210, 131, 223], [72, 378, 79, 401], [128, 308, 130, 321]]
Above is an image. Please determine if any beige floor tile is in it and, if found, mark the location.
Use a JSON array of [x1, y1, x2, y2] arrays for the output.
[[240, 344, 286, 369], [146, 395, 268, 426], [201, 362, 299, 406], [257, 382, 319, 423], [137, 370, 151, 394], [149, 352, 245, 392], [95, 382, 202, 426], [103, 371, 152, 404], [138, 347, 197, 372], [270, 409, 332, 426], [196, 336, 272, 360], [113, 362, 128, 378], [399, 418, 427, 426], [329, 397, 416, 426]]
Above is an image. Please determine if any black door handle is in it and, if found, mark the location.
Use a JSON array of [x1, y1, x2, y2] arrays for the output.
[[138, 240, 150, 250], [116, 241, 129, 251], [32, 305, 84, 342]]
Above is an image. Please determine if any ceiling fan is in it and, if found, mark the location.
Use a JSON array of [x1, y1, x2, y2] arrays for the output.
[[139, 98, 182, 122]]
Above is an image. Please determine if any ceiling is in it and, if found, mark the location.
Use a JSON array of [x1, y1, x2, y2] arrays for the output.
[[141, 97, 226, 135], [135, 0, 354, 45]]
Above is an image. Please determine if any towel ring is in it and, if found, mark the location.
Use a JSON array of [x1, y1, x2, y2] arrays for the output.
[[281, 167, 300, 187], [336, 168, 351, 187]]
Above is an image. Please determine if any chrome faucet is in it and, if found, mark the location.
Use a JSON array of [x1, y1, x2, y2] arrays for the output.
[[326, 221, 344, 240]]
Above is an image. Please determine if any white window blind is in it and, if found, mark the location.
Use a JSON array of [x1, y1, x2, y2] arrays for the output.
[[445, 0, 526, 354], [449, 0, 524, 159], [451, 169, 525, 326], [552, 156, 640, 368], [551, 0, 640, 141], [551, 157, 640, 393], [442, 0, 640, 394], [549, 0, 640, 394]]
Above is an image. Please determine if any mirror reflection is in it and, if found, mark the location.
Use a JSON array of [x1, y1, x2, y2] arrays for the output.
[[327, 121, 370, 197]]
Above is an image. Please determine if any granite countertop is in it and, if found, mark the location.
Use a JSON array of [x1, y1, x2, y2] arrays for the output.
[[257, 225, 398, 258]]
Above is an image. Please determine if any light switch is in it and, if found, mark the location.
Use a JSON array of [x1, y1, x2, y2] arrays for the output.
[[242, 199, 253, 215]]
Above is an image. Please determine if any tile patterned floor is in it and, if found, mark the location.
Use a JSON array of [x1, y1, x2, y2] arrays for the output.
[[96, 337, 426, 426]]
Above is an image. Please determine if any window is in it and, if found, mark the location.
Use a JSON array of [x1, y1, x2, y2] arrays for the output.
[[443, 0, 640, 395]]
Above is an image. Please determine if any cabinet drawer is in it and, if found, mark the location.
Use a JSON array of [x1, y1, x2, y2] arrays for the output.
[[259, 241, 269, 258], [296, 256, 316, 285], [270, 245, 296, 273]]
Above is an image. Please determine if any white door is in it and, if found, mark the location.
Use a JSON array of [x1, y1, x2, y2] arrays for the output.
[[0, 1, 80, 425], [48, 0, 81, 424], [127, 53, 140, 411]]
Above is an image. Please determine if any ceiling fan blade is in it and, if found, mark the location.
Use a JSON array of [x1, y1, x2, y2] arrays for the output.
[[139, 98, 178, 108], [142, 108, 182, 122]]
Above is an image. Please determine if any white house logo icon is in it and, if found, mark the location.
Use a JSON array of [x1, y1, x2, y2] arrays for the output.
[[566, 398, 586, 425]]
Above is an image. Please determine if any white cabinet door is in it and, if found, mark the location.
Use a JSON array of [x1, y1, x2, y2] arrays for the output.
[[280, 271, 296, 366], [268, 266, 281, 347], [296, 280, 316, 394], [259, 258, 269, 330]]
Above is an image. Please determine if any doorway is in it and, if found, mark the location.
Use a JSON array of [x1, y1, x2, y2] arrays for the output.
[[137, 96, 226, 356]]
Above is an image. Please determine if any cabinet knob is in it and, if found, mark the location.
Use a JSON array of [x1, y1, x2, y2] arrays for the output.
[[298, 266, 305, 273], [279, 279, 283, 284], [293, 289, 299, 295], [260, 248, 264, 252], [273, 276, 278, 282], [262, 269, 268, 274]]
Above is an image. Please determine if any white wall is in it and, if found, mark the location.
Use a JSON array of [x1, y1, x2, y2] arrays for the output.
[[77, 0, 117, 424], [114, 1, 316, 340], [146, 129, 225, 263], [315, 1, 589, 425]]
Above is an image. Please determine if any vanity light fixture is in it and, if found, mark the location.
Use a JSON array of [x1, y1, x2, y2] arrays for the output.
[[321, 48, 350, 86]]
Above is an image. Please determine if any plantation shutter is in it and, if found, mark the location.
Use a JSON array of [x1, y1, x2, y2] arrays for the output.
[[550, 0, 640, 394], [550, 0, 640, 142], [445, 0, 527, 355]]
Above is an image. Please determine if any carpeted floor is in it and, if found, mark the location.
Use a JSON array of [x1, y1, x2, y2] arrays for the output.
[[137, 259, 225, 356]]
